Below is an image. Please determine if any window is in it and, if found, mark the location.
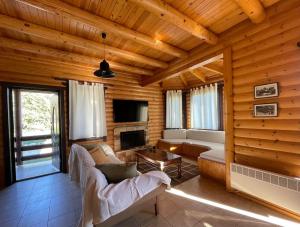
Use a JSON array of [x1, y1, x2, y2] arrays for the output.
[[190, 83, 222, 130], [166, 90, 183, 128]]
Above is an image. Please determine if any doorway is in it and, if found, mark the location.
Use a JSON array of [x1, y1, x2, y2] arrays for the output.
[[3, 85, 65, 183]]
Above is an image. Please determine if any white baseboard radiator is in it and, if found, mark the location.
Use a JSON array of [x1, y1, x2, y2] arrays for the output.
[[231, 163, 300, 215]]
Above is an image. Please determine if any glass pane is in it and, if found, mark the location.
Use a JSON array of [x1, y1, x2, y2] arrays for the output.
[[21, 91, 57, 136], [22, 138, 52, 147], [22, 147, 53, 157]]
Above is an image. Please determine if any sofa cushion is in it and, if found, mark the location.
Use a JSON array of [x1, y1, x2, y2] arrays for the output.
[[200, 149, 225, 164], [95, 162, 138, 183], [160, 138, 188, 144], [163, 129, 186, 139], [186, 130, 225, 144]]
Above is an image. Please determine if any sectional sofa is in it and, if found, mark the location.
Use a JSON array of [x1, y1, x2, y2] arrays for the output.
[[157, 129, 226, 183]]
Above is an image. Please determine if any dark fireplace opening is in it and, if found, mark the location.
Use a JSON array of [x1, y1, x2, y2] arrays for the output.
[[120, 130, 146, 150]]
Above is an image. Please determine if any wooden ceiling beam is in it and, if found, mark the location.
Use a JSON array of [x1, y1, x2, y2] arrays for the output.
[[16, 0, 187, 58], [128, 0, 218, 44], [234, 0, 266, 23], [179, 74, 188, 87], [201, 62, 223, 74], [141, 52, 223, 86], [189, 70, 206, 82], [0, 14, 168, 69], [0, 37, 153, 76]]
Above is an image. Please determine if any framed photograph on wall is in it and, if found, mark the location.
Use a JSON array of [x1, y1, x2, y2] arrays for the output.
[[254, 103, 278, 117], [254, 83, 279, 99]]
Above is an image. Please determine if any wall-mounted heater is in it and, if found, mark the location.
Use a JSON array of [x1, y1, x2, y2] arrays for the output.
[[231, 163, 300, 215]]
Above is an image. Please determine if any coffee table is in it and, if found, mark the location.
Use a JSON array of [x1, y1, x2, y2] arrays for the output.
[[135, 149, 182, 178]]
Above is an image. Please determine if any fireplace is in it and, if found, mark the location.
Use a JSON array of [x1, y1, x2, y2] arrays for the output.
[[120, 130, 146, 150]]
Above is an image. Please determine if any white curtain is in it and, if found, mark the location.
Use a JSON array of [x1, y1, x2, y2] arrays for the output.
[[190, 83, 219, 130], [69, 80, 107, 140], [166, 90, 182, 128]]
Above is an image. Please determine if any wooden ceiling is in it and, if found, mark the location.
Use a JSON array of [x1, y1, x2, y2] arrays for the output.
[[0, 0, 280, 86]]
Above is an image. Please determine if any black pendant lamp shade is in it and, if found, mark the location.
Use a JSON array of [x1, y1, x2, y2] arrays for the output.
[[94, 59, 116, 78], [94, 33, 116, 78]]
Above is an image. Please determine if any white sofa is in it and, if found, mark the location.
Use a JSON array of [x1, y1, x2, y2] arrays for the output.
[[69, 143, 170, 227], [160, 129, 225, 164]]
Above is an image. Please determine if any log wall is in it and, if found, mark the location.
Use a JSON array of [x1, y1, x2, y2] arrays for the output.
[[0, 61, 164, 187], [230, 0, 300, 177], [175, 0, 300, 177]]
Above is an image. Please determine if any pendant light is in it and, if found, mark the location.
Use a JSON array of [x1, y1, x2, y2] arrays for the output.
[[94, 32, 116, 78]]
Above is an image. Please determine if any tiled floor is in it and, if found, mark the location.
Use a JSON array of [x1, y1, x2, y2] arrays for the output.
[[0, 173, 299, 227], [16, 160, 59, 180]]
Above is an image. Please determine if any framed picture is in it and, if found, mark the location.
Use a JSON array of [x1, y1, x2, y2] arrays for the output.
[[254, 82, 279, 99], [254, 103, 278, 117]]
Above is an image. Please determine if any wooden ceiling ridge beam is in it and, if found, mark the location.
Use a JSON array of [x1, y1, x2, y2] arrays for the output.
[[0, 14, 168, 69], [179, 74, 188, 87], [128, 0, 218, 44], [16, 0, 188, 58], [189, 70, 206, 82], [0, 37, 153, 76], [234, 0, 266, 24]]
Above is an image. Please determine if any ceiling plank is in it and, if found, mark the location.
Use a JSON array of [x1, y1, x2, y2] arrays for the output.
[[141, 52, 223, 86], [234, 0, 266, 23], [179, 74, 188, 87], [0, 37, 153, 76], [189, 70, 206, 82], [128, 0, 218, 44], [0, 14, 168, 68], [201, 62, 223, 74], [16, 0, 188, 58]]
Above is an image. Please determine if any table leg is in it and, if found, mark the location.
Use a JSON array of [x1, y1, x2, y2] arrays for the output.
[[178, 161, 182, 178]]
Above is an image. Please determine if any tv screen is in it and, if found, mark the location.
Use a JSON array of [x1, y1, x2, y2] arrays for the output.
[[113, 99, 148, 123]]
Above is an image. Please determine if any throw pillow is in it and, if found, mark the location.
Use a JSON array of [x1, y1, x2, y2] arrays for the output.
[[80, 143, 99, 151], [88, 147, 112, 164], [99, 143, 115, 156], [95, 163, 138, 183]]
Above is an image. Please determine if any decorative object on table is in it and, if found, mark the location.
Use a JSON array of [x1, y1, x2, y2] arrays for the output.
[[254, 103, 278, 117], [254, 82, 279, 99]]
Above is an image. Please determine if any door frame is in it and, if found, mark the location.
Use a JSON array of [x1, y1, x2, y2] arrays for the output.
[[2, 83, 66, 185]]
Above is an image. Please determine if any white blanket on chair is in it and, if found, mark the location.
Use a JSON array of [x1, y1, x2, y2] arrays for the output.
[[78, 168, 171, 227]]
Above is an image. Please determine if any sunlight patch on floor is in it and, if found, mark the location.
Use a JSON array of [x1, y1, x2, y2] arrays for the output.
[[166, 188, 300, 227]]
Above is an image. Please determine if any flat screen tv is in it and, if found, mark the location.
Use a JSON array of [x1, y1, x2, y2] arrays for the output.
[[113, 99, 148, 123]]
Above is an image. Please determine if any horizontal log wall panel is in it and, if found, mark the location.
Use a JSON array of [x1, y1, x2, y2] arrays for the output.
[[234, 119, 300, 131], [235, 154, 300, 177], [235, 137, 300, 154], [234, 97, 300, 112], [0, 65, 164, 188], [235, 129, 300, 143], [235, 145, 300, 166]]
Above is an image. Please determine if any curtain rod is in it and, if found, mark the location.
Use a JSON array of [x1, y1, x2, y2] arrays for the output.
[[53, 77, 112, 89], [163, 81, 224, 92]]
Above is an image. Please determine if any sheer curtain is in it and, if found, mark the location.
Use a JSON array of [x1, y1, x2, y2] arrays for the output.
[[69, 80, 107, 140], [190, 83, 219, 130], [166, 90, 182, 128]]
